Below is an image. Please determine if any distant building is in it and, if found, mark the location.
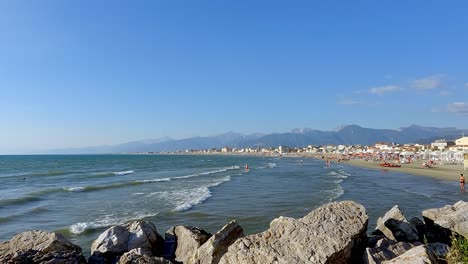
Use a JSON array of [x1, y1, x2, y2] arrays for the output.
[[221, 147, 232, 153], [456, 137, 468, 146], [455, 137, 468, 152], [431, 139, 454, 150]]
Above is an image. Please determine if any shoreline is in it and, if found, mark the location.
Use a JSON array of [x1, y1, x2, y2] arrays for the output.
[[340, 159, 464, 182], [152, 152, 466, 182]]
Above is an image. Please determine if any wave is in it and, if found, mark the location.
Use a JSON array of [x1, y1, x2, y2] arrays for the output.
[[173, 176, 231, 212], [5, 166, 240, 205], [337, 170, 351, 176], [69, 211, 159, 235], [0, 196, 41, 207], [113, 170, 135, 176], [327, 171, 338, 176], [135, 178, 171, 183], [0, 206, 49, 223], [64, 187, 85, 192], [325, 184, 344, 202], [267, 163, 276, 168]]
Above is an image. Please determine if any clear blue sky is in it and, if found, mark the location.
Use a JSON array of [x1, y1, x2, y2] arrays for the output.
[[1, 1, 467, 153]]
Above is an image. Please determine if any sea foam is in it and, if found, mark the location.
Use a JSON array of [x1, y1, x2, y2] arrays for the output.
[[113, 170, 135, 176], [69, 211, 158, 234]]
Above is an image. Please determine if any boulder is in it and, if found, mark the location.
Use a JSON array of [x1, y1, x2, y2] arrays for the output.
[[118, 248, 173, 264], [409, 217, 427, 242], [0, 230, 84, 263], [165, 226, 211, 263], [90, 221, 164, 263], [363, 238, 422, 264], [189, 220, 243, 264], [219, 201, 368, 264], [426, 242, 449, 260], [422, 200, 468, 240], [376, 205, 419, 242], [382, 245, 438, 264]]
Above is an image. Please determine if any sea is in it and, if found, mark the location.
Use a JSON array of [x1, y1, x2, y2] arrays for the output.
[[0, 154, 466, 255]]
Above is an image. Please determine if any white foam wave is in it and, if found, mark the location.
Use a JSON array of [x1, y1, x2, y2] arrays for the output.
[[327, 171, 338, 176], [114, 170, 135, 176], [135, 178, 171, 183], [338, 170, 351, 176], [64, 187, 85, 192], [173, 176, 231, 212], [173, 174, 197, 180], [69, 211, 158, 234], [267, 163, 276, 168], [327, 184, 344, 202], [174, 187, 212, 212], [131, 192, 145, 196]]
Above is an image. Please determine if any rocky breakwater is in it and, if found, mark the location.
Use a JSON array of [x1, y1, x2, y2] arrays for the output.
[[364, 200, 468, 264], [220, 200, 368, 264], [1, 200, 467, 263], [0, 230, 86, 263]]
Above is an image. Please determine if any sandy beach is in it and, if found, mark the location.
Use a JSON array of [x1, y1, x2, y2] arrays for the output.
[[342, 159, 465, 181]]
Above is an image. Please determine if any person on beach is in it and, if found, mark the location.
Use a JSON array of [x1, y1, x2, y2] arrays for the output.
[[460, 174, 465, 190]]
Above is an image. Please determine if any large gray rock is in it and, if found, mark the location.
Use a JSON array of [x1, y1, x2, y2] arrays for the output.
[[166, 225, 211, 263], [382, 245, 438, 264], [376, 205, 419, 242], [90, 221, 164, 263], [189, 220, 243, 264], [422, 200, 468, 239], [219, 201, 368, 264], [118, 248, 173, 264], [0, 230, 84, 263], [363, 238, 422, 264]]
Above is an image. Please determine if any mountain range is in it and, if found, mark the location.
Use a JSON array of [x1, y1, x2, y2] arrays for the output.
[[48, 125, 468, 154]]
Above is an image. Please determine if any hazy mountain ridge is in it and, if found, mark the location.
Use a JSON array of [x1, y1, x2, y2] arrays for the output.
[[48, 125, 468, 154]]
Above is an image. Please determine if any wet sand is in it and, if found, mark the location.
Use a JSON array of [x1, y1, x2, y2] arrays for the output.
[[342, 159, 465, 181]]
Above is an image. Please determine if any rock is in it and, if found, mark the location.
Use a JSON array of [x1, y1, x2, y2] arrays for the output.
[[382, 245, 438, 264], [90, 221, 164, 263], [367, 235, 387, 248], [118, 248, 173, 264], [422, 200, 468, 240], [376, 205, 419, 242], [363, 238, 422, 264], [10, 249, 88, 264], [426, 242, 449, 260], [165, 226, 211, 263], [409, 217, 427, 242], [219, 201, 368, 264], [0, 230, 84, 263], [189, 220, 243, 264]]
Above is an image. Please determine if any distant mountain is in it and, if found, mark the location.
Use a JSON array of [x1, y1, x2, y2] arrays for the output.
[[47, 125, 468, 154]]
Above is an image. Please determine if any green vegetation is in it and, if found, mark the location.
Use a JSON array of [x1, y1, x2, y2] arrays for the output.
[[447, 235, 468, 264]]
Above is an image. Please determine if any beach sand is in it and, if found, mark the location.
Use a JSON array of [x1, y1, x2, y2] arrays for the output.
[[342, 159, 465, 181]]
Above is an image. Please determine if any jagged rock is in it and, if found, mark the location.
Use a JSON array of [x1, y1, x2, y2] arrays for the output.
[[363, 238, 422, 264], [409, 217, 427, 242], [422, 200, 468, 240], [9, 249, 88, 264], [382, 245, 438, 264], [118, 248, 173, 264], [165, 226, 211, 263], [90, 221, 164, 264], [0, 230, 84, 263], [219, 201, 368, 264], [426, 243, 449, 260], [189, 220, 243, 264], [367, 235, 387, 248], [376, 205, 419, 242]]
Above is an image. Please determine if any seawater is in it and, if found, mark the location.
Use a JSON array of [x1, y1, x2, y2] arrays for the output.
[[0, 155, 466, 255]]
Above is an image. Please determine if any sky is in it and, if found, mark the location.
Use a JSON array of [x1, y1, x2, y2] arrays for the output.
[[0, 1, 467, 153]]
